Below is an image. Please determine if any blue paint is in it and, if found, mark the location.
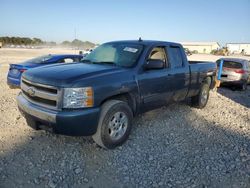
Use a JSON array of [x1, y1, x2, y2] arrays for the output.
[[217, 59, 224, 80], [7, 54, 83, 88], [17, 40, 217, 137]]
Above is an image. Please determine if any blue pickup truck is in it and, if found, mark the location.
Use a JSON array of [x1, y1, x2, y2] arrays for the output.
[[17, 40, 216, 149], [7, 54, 83, 88]]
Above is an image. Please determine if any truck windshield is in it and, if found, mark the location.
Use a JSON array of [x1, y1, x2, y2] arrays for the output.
[[81, 43, 143, 67]]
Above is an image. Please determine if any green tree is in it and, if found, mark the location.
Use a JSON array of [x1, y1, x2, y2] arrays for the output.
[[61, 41, 71, 46]]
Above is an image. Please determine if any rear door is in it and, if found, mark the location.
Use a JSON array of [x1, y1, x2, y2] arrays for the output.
[[137, 45, 175, 111], [166, 45, 190, 101]]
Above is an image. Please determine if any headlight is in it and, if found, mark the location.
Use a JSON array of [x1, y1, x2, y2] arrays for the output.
[[63, 87, 93, 108]]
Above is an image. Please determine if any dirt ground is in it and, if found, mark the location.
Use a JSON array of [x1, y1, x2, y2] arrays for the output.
[[0, 48, 249, 188]]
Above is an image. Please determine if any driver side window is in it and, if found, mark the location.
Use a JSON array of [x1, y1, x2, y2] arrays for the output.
[[148, 47, 168, 67]]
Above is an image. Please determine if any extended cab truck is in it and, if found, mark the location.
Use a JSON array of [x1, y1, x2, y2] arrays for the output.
[[17, 40, 216, 149]]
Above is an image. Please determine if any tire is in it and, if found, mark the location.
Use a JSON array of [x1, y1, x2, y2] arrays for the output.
[[92, 100, 133, 149], [191, 83, 210, 109], [25, 115, 38, 130], [240, 82, 247, 91]]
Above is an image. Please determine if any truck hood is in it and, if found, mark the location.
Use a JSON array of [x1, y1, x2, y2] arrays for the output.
[[22, 63, 125, 87]]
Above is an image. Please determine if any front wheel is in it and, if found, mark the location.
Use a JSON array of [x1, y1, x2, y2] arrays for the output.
[[92, 100, 133, 149], [191, 83, 210, 109]]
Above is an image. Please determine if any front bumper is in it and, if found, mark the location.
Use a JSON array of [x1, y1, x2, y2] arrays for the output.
[[17, 93, 100, 136]]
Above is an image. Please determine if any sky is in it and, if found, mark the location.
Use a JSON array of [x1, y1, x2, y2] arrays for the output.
[[0, 0, 250, 45]]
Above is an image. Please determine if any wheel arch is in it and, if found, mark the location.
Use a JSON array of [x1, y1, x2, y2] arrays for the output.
[[100, 93, 137, 116], [202, 76, 214, 89]]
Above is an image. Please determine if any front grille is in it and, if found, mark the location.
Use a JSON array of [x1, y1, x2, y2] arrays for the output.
[[23, 90, 57, 106], [21, 78, 61, 110], [22, 79, 57, 94]]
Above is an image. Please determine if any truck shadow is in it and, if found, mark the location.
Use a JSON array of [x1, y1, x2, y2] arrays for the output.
[[217, 86, 250, 108], [0, 103, 249, 188]]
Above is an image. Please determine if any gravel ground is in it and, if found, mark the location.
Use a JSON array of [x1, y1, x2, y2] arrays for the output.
[[0, 49, 249, 188]]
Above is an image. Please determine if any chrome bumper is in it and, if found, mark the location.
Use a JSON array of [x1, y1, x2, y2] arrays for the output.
[[17, 92, 56, 123], [17, 92, 101, 136]]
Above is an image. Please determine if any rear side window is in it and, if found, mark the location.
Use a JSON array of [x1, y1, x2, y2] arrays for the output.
[[223, 61, 242, 69], [168, 46, 183, 68]]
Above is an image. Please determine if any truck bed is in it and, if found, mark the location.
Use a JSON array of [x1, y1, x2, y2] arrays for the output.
[[189, 61, 215, 64], [187, 61, 217, 97]]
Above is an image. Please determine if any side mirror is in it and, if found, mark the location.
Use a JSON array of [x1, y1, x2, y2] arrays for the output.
[[144, 59, 164, 70]]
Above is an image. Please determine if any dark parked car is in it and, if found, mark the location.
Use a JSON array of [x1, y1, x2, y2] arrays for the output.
[[216, 58, 250, 90], [17, 40, 216, 149], [7, 54, 83, 88]]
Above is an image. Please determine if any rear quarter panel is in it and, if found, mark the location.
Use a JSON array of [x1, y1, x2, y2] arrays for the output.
[[188, 61, 216, 97]]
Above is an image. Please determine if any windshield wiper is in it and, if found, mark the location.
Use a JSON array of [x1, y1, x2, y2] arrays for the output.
[[92, 61, 116, 66], [81, 60, 117, 66], [81, 59, 92, 63]]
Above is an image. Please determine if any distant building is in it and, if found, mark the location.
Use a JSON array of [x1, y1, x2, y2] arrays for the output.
[[181, 42, 220, 54], [226, 43, 250, 55]]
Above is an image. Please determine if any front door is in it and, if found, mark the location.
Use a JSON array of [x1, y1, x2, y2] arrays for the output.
[[137, 46, 175, 111], [166, 45, 190, 101]]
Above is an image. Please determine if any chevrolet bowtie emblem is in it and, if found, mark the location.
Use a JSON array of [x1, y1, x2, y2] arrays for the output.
[[27, 87, 35, 97]]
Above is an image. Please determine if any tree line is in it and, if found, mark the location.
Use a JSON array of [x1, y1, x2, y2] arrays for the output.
[[0, 36, 96, 49], [0, 36, 44, 45], [61, 39, 96, 49]]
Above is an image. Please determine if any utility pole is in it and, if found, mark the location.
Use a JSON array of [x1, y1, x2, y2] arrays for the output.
[[74, 27, 77, 54]]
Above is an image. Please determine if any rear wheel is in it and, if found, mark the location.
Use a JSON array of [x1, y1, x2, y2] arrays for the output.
[[92, 100, 133, 149], [191, 83, 210, 109], [240, 81, 247, 91]]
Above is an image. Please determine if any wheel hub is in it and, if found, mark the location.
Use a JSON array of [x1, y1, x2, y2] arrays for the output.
[[108, 112, 128, 140], [201, 89, 208, 104]]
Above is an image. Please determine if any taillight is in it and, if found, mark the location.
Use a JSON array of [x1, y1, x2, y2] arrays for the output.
[[20, 69, 27, 73], [234, 69, 245, 74]]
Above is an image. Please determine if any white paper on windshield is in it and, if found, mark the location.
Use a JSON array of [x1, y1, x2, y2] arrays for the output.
[[123, 47, 138, 53]]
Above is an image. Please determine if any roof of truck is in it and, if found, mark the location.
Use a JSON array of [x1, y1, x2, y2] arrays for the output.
[[106, 40, 181, 46]]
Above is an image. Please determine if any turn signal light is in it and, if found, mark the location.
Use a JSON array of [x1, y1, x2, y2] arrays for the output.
[[20, 69, 27, 73]]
